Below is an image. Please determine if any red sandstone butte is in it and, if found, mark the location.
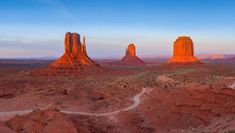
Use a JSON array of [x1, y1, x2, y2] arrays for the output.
[[119, 43, 146, 65], [50, 32, 99, 68], [34, 32, 101, 75], [167, 36, 201, 64]]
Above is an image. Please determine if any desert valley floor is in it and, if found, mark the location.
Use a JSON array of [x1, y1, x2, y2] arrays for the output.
[[1, 59, 235, 132]]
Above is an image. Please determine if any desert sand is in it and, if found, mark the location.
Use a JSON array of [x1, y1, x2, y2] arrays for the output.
[[1, 58, 235, 132]]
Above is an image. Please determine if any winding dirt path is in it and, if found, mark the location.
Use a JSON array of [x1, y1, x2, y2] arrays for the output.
[[0, 68, 196, 121], [0, 87, 153, 121]]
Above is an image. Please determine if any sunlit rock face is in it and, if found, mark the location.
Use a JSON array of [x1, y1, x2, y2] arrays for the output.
[[126, 43, 136, 57], [50, 32, 99, 68], [167, 36, 201, 64], [120, 43, 146, 65]]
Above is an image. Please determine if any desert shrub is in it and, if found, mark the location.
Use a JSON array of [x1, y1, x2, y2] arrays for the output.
[[227, 130, 235, 133]]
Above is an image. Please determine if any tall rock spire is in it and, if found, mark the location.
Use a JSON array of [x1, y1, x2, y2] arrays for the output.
[[64, 32, 72, 54], [71, 33, 81, 54], [81, 36, 87, 55], [82, 36, 86, 46]]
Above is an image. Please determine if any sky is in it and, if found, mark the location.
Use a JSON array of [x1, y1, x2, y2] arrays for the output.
[[0, 0, 235, 58]]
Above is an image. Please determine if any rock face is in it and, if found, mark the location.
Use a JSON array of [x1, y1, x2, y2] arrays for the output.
[[167, 36, 200, 64], [126, 44, 136, 57], [119, 43, 146, 65], [0, 121, 15, 133], [50, 32, 98, 68]]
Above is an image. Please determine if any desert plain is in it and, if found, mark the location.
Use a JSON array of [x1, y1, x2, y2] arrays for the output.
[[1, 58, 235, 133]]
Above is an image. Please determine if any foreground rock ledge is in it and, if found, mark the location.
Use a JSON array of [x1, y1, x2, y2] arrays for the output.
[[5, 109, 78, 133]]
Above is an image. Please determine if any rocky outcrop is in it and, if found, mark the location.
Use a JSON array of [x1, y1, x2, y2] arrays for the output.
[[50, 32, 99, 68], [167, 36, 201, 64], [0, 121, 15, 133], [115, 43, 146, 65], [5, 109, 78, 133]]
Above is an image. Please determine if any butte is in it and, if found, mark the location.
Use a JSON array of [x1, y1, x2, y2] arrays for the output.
[[39, 32, 100, 75], [113, 43, 146, 65], [167, 36, 201, 64]]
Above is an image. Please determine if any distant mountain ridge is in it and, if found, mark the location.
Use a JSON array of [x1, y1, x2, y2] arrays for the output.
[[197, 54, 235, 60]]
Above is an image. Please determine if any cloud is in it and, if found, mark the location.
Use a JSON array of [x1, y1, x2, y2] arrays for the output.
[[0, 39, 63, 57], [39, 0, 79, 21]]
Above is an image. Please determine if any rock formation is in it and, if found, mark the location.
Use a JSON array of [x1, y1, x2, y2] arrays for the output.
[[167, 36, 201, 64], [0, 121, 15, 133], [117, 43, 146, 65], [50, 32, 99, 68], [35, 32, 101, 75], [5, 109, 78, 133]]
